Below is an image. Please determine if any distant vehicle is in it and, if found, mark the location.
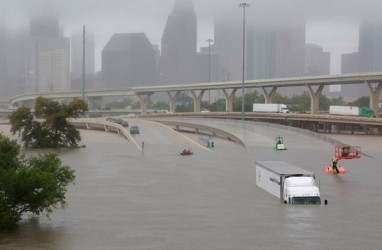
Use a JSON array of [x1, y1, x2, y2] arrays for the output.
[[7, 105, 18, 110], [121, 120, 129, 127], [201, 108, 210, 113], [130, 125, 139, 134], [329, 105, 375, 118], [252, 103, 289, 113]]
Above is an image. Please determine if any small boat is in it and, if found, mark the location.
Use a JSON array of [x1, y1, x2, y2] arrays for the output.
[[180, 149, 193, 156], [325, 166, 346, 174]]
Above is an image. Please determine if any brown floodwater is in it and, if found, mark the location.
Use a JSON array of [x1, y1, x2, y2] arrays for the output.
[[0, 119, 381, 250]]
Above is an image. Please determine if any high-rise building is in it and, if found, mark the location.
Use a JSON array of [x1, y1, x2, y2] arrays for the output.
[[27, 9, 70, 93], [158, 0, 198, 84], [247, 26, 276, 80], [274, 23, 306, 79], [339, 52, 367, 100], [71, 31, 95, 78], [214, 10, 242, 81], [214, 7, 306, 91], [102, 33, 157, 88], [28, 38, 70, 92], [358, 22, 382, 72], [0, 23, 6, 96], [305, 44, 330, 76], [341, 52, 359, 74]]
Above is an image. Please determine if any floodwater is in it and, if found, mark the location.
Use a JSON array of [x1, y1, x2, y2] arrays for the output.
[[0, 119, 382, 250]]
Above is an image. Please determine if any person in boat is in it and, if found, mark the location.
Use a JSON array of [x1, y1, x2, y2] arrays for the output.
[[182, 149, 187, 155], [332, 157, 339, 174]]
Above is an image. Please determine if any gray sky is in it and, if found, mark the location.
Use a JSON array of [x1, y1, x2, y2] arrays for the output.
[[2, 0, 382, 73]]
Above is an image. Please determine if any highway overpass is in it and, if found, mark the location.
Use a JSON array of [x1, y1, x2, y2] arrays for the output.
[[8, 72, 382, 115]]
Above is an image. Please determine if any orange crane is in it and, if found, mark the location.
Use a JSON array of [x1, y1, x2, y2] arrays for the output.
[[325, 144, 361, 174]]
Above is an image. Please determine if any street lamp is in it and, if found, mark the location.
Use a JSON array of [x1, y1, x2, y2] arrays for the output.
[[239, 2, 250, 120], [82, 24, 86, 101], [206, 38, 213, 104]]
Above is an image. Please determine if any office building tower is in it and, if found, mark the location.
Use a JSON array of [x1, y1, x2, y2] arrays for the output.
[[158, 0, 198, 84], [274, 23, 306, 79], [359, 22, 382, 72], [341, 52, 359, 74], [305, 44, 330, 76], [339, 52, 367, 99], [214, 10, 242, 81], [102, 33, 157, 88], [0, 23, 5, 96], [27, 9, 70, 92]]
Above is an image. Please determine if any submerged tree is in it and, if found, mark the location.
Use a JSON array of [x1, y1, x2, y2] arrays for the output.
[[9, 97, 88, 148], [0, 133, 75, 231]]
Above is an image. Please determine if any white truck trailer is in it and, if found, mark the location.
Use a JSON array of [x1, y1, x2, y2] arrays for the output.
[[329, 105, 375, 117], [252, 103, 289, 113], [255, 161, 322, 205]]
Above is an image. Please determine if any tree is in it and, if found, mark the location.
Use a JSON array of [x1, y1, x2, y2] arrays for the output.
[[9, 97, 88, 148], [349, 96, 370, 107], [0, 133, 75, 231]]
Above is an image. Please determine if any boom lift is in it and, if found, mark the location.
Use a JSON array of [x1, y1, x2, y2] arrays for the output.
[[325, 144, 361, 174]]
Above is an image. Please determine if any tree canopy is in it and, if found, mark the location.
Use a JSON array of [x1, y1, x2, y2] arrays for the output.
[[9, 97, 88, 148], [0, 133, 75, 231]]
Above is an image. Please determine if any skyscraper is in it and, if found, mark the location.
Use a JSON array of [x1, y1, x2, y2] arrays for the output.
[[274, 22, 306, 79], [214, 10, 242, 81], [0, 23, 5, 96], [102, 33, 157, 88], [158, 0, 197, 84], [305, 44, 330, 76], [214, 6, 306, 90], [358, 22, 382, 72], [27, 8, 70, 92]]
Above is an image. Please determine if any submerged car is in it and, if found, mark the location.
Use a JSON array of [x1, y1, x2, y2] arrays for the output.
[[130, 125, 139, 134], [121, 120, 129, 127]]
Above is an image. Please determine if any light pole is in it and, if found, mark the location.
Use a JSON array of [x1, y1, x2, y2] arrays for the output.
[[239, 2, 250, 120], [206, 38, 213, 104], [82, 24, 86, 101]]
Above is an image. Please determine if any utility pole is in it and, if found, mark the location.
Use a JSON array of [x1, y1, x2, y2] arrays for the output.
[[206, 38, 213, 104], [239, 3, 250, 120], [82, 25, 86, 101]]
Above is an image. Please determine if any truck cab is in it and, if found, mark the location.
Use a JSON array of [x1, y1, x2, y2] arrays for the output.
[[283, 177, 321, 205]]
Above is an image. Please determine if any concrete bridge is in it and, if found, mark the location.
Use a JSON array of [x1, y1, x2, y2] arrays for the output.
[[9, 72, 382, 115]]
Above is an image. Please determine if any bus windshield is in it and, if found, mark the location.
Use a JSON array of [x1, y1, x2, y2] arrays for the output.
[[292, 197, 321, 205]]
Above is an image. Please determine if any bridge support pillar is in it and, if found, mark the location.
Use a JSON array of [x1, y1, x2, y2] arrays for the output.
[[365, 81, 382, 116], [261, 87, 278, 103], [167, 91, 180, 112], [222, 89, 237, 112], [137, 94, 152, 115], [306, 84, 324, 114], [191, 90, 205, 112]]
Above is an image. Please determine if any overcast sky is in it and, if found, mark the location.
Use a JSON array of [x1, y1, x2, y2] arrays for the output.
[[2, 0, 382, 73]]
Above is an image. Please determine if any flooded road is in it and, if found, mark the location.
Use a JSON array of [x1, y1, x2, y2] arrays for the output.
[[1, 119, 382, 250]]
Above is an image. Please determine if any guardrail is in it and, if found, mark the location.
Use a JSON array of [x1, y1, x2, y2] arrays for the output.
[[68, 118, 140, 149], [147, 119, 246, 148]]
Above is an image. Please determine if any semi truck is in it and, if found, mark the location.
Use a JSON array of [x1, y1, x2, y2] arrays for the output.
[[255, 161, 323, 205], [252, 103, 289, 113], [329, 105, 375, 118]]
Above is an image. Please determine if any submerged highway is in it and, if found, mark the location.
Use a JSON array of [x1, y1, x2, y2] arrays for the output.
[[0, 118, 381, 249]]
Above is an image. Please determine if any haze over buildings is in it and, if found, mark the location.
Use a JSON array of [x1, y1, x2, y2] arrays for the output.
[[1, 0, 382, 100]]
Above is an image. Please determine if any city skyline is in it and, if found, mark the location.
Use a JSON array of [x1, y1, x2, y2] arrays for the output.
[[3, 0, 382, 73]]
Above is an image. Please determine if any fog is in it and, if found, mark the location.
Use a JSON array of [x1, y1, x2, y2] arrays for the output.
[[2, 0, 382, 72]]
